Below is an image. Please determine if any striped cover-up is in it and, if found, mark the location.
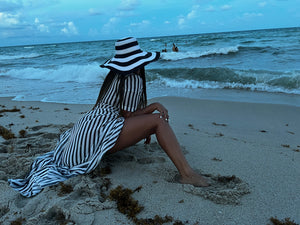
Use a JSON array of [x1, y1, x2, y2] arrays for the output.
[[8, 73, 143, 197]]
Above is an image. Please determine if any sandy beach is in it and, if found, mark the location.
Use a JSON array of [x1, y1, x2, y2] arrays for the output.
[[0, 96, 299, 225]]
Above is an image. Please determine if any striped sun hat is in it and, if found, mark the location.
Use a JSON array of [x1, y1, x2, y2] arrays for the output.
[[100, 37, 160, 74]]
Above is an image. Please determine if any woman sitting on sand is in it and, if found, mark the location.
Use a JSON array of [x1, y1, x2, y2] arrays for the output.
[[9, 37, 208, 197]]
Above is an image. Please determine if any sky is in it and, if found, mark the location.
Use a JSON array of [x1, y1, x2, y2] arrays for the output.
[[0, 0, 299, 47]]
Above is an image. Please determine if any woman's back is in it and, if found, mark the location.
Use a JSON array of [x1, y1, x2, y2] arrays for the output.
[[99, 73, 143, 112]]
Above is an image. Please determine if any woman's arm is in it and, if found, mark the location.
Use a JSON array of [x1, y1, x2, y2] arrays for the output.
[[121, 102, 169, 120]]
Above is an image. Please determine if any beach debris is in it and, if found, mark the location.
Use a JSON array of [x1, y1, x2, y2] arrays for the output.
[[281, 144, 290, 148], [57, 183, 74, 196], [109, 185, 183, 225], [188, 124, 199, 131], [20, 115, 25, 118], [29, 106, 40, 110], [109, 185, 144, 219], [136, 215, 174, 225], [0, 125, 16, 140], [269, 217, 299, 225], [215, 132, 224, 137], [19, 129, 26, 138], [211, 157, 222, 162], [10, 217, 26, 225], [64, 107, 70, 110], [212, 122, 227, 127], [89, 165, 112, 178], [0, 107, 20, 114]]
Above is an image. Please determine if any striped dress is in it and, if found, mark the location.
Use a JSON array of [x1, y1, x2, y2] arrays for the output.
[[8, 73, 143, 197]]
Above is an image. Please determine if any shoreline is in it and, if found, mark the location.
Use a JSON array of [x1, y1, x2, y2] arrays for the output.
[[0, 96, 299, 224], [3, 86, 300, 107]]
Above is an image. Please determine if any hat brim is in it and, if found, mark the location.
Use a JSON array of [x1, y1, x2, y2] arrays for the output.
[[100, 51, 160, 74]]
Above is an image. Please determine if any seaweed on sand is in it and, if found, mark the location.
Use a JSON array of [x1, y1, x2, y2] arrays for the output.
[[109, 185, 185, 225], [57, 183, 74, 196], [269, 217, 299, 225], [10, 217, 26, 225], [0, 107, 20, 114], [0, 125, 16, 140], [109, 185, 144, 219]]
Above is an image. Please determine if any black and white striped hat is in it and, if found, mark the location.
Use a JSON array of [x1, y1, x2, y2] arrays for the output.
[[100, 37, 160, 74]]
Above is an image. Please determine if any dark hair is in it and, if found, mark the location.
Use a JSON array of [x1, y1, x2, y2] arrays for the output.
[[93, 67, 147, 112]]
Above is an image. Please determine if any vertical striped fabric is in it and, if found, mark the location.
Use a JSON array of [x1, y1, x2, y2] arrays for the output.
[[8, 73, 143, 197]]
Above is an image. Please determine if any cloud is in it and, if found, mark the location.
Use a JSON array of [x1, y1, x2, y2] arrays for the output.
[[102, 17, 119, 34], [61, 21, 78, 35], [118, 0, 139, 11], [89, 8, 102, 16], [0, 12, 20, 27], [178, 17, 185, 27], [221, 5, 232, 10], [34, 17, 49, 32], [258, 2, 267, 7], [205, 5, 215, 12], [243, 12, 263, 18], [178, 5, 200, 28], [130, 20, 150, 27], [187, 5, 200, 19]]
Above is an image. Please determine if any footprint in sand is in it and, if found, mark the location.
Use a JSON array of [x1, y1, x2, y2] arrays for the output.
[[169, 173, 250, 205]]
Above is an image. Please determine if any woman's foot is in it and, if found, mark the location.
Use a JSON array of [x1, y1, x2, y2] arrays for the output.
[[179, 171, 210, 187]]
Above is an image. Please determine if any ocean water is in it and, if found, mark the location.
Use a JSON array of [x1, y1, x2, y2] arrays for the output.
[[1, 27, 300, 106]]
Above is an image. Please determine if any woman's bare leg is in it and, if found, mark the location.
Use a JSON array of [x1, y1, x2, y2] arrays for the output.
[[109, 113, 209, 187]]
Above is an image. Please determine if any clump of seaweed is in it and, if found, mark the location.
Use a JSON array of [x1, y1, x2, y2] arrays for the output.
[[217, 175, 238, 183], [109, 185, 144, 219], [212, 157, 222, 162], [212, 122, 227, 126], [10, 217, 26, 225], [136, 215, 174, 225], [0, 107, 20, 114], [269, 217, 299, 225], [109, 185, 186, 225], [57, 183, 73, 196], [19, 129, 26, 138], [28, 106, 40, 110], [0, 125, 16, 140], [89, 165, 112, 178]]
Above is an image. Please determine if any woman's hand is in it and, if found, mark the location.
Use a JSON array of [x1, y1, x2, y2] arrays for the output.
[[155, 102, 169, 122]]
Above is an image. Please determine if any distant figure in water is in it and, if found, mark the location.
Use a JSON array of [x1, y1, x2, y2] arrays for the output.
[[162, 43, 167, 52], [172, 43, 178, 52]]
